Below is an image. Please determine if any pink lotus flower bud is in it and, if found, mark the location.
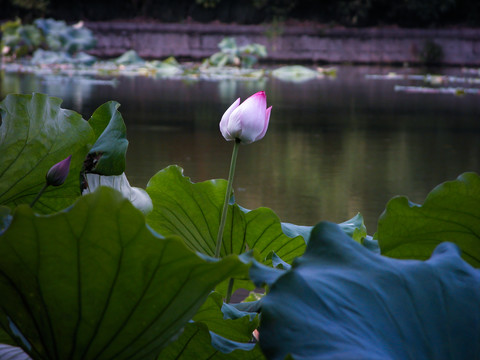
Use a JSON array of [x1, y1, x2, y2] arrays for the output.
[[46, 155, 72, 186], [219, 91, 272, 144]]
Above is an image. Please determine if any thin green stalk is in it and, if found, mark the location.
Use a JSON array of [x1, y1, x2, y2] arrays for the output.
[[215, 138, 240, 258], [225, 278, 235, 303], [30, 183, 49, 208]]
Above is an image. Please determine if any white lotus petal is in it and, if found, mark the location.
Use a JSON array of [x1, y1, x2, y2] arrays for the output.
[[83, 173, 153, 214]]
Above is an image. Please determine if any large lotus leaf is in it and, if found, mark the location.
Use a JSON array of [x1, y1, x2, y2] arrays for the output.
[[157, 322, 264, 360], [146, 165, 232, 256], [193, 292, 259, 343], [0, 328, 14, 346], [0, 187, 248, 360], [0, 93, 94, 213], [85, 101, 128, 176], [146, 165, 305, 262], [243, 208, 305, 264], [377, 172, 480, 267], [254, 222, 480, 360]]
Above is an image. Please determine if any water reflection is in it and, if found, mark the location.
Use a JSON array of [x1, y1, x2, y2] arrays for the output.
[[1, 66, 479, 232]]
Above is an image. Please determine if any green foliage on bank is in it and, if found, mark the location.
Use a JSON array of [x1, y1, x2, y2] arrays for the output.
[[1, 18, 95, 58], [2, 0, 476, 27]]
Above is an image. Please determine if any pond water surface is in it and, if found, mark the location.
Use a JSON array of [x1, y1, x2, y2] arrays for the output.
[[2, 66, 480, 232]]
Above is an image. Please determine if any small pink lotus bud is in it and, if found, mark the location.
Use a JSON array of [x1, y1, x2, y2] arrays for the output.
[[46, 155, 72, 186], [219, 91, 272, 144]]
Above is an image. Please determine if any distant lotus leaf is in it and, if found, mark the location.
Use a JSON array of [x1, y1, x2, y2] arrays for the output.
[[0, 187, 247, 359], [254, 222, 480, 359], [144, 60, 182, 76], [377, 172, 480, 267], [114, 50, 145, 65], [31, 49, 96, 65], [271, 66, 319, 82], [34, 18, 96, 54]]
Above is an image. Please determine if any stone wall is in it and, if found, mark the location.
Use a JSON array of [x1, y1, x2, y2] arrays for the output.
[[85, 22, 480, 66]]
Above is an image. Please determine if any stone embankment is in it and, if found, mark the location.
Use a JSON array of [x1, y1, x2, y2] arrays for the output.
[[85, 21, 480, 66]]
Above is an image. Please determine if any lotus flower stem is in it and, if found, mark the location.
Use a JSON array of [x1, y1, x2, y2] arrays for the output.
[[30, 183, 49, 208], [215, 138, 240, 258]]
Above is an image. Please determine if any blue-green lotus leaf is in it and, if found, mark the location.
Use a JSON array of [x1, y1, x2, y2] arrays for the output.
[[0, 187, 247, 359], [0, 344, 30, 360], [281, 212, 369, 246], [256, 222, 480, 360], [377, 172, 480, 266]]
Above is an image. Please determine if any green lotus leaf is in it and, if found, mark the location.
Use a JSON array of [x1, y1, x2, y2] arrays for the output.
[[157, 322, 264, 360], [0, 328, 15, 346], [146, 165, 306, 263], [0, 93, 94, 213], [255, 222, 480, 359], [193, 292, 259, 343], [0, 187, 247, 359], [85, 101, 128, 176], [377, 172, 480, 266], [0, 93, 131, 212]]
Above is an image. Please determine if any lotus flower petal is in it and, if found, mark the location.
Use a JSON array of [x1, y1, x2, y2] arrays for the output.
[[82, 173, 153, 214], [220, 91, 271, 144], [220, 98, 240, 141]]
